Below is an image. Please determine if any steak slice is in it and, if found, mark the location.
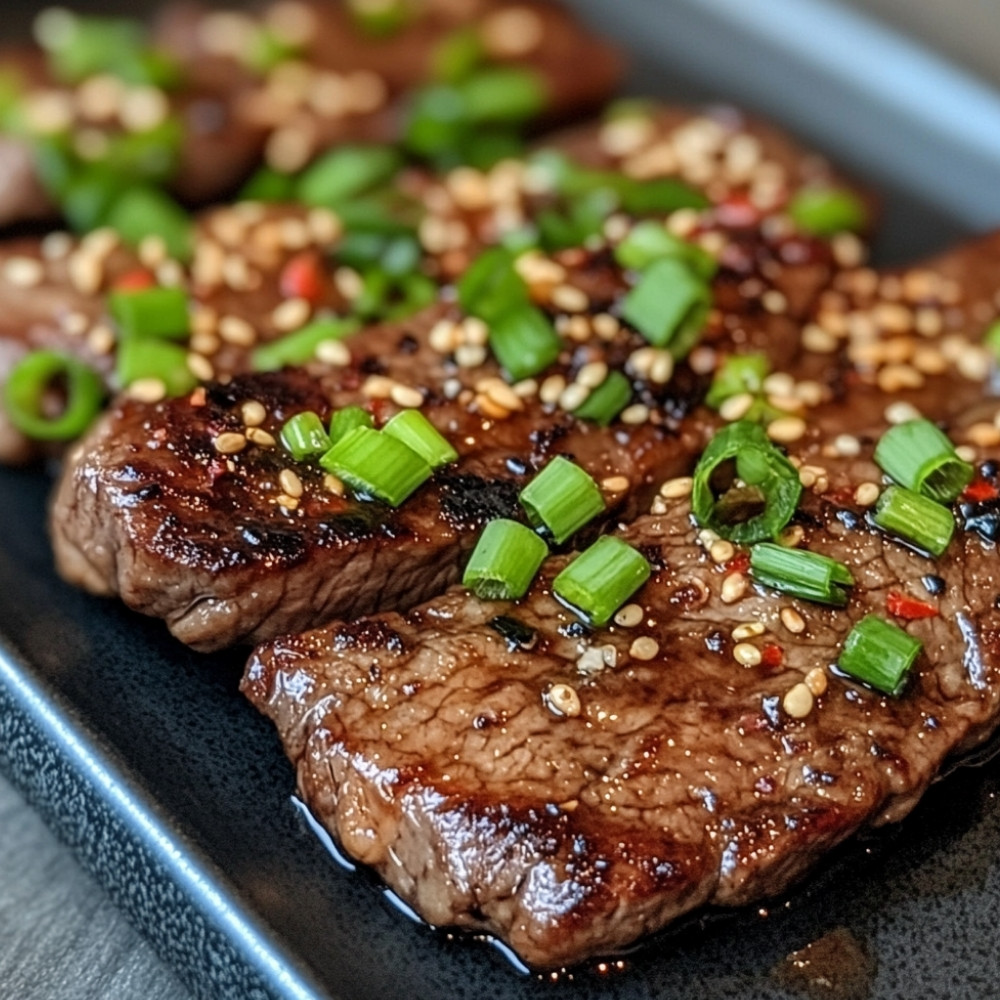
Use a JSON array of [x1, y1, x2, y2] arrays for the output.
[[243, 449, 1000, 969]]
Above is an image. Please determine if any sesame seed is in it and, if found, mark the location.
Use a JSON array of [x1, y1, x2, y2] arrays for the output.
[[476, 394, 511, 420], [126, 378, 166, 403], [620, 403, 650, 425], [805, 667, 828, 697], [272, 296, 311, 332], [876, 363, 924, 393], [577, 361, 609, 389], [650, 351, 675, 384], [551, 284, 588, 313], [63, 311, 88, 336], [481, 378, 524, 412], [767, 415, 807, 443], [833, 433, 861, 457], [276, 493, 300, 511], [219, 315, 257, 346], [734, 642, 762, 666], [710, 539, 735, 564], [307, 208, 341, 245], [957, 347, 992, 382], [86, 324, 115, 355], [139, 235, 168, 269], [67, 252, 103, 295], [390, 384, 423, 408], [454, 344, 487, 368], [801, 323, 839, 353], [614, 603, 644, 628], [187, 353, 214, 382], [780, 607, 806, 634], [119, 86, 169, 132], [718, 393, 753, 423], [885, 400, 921, 425], [732, 621, 766, 641], [559, 383, 590, 412], [323, 473, 345, 496], [545, 683, 582, 718], [956, 444, 977, 463], [660, 476, 693, 499], [279, 468, 304, 499], [629, 636, 660, 661], [650, 496, 668, 515], [481, 6, 545, 57], [266, 125, 314, 173], [214, 432, 247, 454], [246, 427, 276, 447], [601, 475, 630, 493], [966, 422, 1000, 448], [539, 374, 566, 405], [3, 256, 44, 288], [315, 339, 350, 366], [778, 524, 805, 548], [241, 401, 267, 427], [783, 683, 814, 719], [721, 572, 748, 604], [761, 289, 787, 314], [592, 313, 620, 340], [41, 232, 73, 260], [429, 319, 460, 354]]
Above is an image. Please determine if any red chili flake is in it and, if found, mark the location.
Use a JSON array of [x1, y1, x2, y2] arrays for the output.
[[714, 193, 760, 229], [725, 551, 751, 576], [189, 387, 207, 407], [963, 478, 998, 503], [279, 252, 325, 304], [113, 268, 156, 291], [886, 590, 938, 620], [761, 643, 784, 670], [827, 486, 856, 506]]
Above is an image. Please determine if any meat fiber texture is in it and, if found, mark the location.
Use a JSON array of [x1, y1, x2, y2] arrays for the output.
[[243, 228, 1000, 966]]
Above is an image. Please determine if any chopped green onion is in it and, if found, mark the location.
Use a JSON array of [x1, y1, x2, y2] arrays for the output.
[[457, 247, 528, 322], [105, 187, 192, 261], [347, 0, 411, 37], [61, 169, 121, 232], [116, 338, 196, 396], [329, 405, 373, 444], [872, 484, 955, 557], [432, 27, 484, 83], [251, 318, 359, 372], [353, 268, 391, 320], [705, 353, 769, 409], [553, 536, 651, 627], [837, 614, 921, 696], [245, 27, 299, 73], [750, 543, 854, 606], [379, 235, 421, 277], [109, 286, 188, 341], [239, 167, 296, 203], [787, 187, 867, 236], [102, 119, 182, 184], [489, 305, 562, 381], [404, 84, 471, 160], [388, 272, 438, 318], [319, 427, 431, 506], [460, 68, 546, 123], [36, 11, 142, 83], [621, 256, 712, 358], [614, 221, 717, 277], [296, 145, 402, 208], [463, 518, 548, 600], [572, 370, 632, 426], [618, 176, 711, 215], [985, 320, 1000, 360], [691, 420, 802, 543], [874, 418, 973, 503], [519, 456, 605, 544], [3, 350, 104, 441], [383, 409, 457, 467], [280, 411, 330, 461]]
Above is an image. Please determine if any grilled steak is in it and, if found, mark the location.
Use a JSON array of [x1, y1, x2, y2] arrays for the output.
[[0, 0, 621, 228]]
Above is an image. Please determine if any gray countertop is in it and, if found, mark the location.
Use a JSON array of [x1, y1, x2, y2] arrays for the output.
[[2, 3, 998, 999]]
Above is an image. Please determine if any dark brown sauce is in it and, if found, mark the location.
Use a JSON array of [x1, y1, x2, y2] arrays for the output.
[[771, 927, 876, 1000]]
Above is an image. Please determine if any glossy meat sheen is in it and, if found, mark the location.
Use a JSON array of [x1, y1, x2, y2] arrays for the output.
[[51, 302, 700, 650], [243, 449, 1000, 970]]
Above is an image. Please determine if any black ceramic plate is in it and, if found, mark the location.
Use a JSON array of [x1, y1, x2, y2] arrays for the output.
[[2, 2, 1000, 998]]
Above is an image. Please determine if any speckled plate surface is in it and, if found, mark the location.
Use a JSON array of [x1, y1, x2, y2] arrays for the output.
[[1, 2, 1000, 999]]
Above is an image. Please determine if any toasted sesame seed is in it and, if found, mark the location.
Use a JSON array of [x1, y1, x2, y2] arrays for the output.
[[551, 284, 588, 313], [41, 232, 73, 260], [778, 524, 805, 548], [794, 380, 825, 407], [307, 208, 341, 245], [767, 415, 807, 443], [650, 351, 675, 384], [763, 372, 794, 397], [783, 683, 814, 718], [429, 319, 460, 354], [481, 5, 544, 56], [482, 378, 524, 412], [86, 324, 115, 355], [719, 392, 755, 422], [885, 400, 921, 424], [219, 315, 256, 347], [732, 621, 766, 641], [67, 252, 103, 295], [780, 607, 806, 634], [539, 374, 566, 405], [629, 636, 660, 661], [276, 493, 300, 510], [832, 433, 861, 457], [577, 361, 609, 389], [246, 427, 276, 447], [62, 311, 88, 337], [512, 379, 538, 399], [660, 476, 693, 499], [620, 403, 650, 425], [545, 683, 581, 718], [187, 353, 214, 382], [805, 667, 828, 697], [650, 496, 668, 515], [601, 475, 630, 493], [761, 289, 787, 314], [241, 400, 267, 427], [599, 115, 655, 157], [801, 323, 838, 353], [614, 603, 644, 628], [279, 468, 304, 498], [454, 344, 487, 368], [214, 431, 247, 454], [710, 539, 735, 564], [266, 125, 314, 173], [957, 347, 992, 382], [476, 394, 511, 420], [966, 422, 1000, 448], [323, 473, 345, 496], [315, 339, 350, 366], [126, 378, 166, 403], [697, 527, 720, 548], [877, 363, 924, 393], [3, 256, 44, 288], [721, 572, 748, 604], [119, 85, 169, 132], [734, 642, 762, 666], [559, 382, 590, 412], [272, 296, 311, 332], [389, 384, 423, 408], [956, 444, 977, 463], [592, 313, 620, 340]]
